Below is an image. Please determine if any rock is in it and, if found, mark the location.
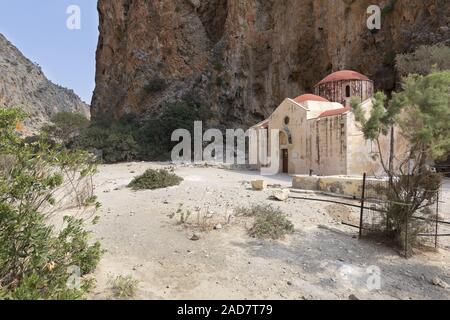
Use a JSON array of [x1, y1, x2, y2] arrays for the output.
[[272, 189, 290, 201], [190, 233, 201, 241], [214, 224, 223, 230], [251, 180, 267, 191], [349, 294, 359, 300], [93, 0, 449, 128], [431, 277, 449, 289]]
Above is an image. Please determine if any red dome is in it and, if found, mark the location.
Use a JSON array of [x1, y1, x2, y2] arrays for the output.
[[316, 70, 370, 86], [293, 94, 329, 104]]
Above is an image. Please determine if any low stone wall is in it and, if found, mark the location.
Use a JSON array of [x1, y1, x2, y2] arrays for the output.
[[292, 175, 387, 198]]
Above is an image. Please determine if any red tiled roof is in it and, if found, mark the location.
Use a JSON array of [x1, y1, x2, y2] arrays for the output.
[[316, 70, 370, 86], [318, 107, 350, 118], [293, 94, 329, 104]]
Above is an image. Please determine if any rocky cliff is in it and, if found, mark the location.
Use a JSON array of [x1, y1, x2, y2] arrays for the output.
[[92, 0, 449, 127], [0, 33, 90, 130]]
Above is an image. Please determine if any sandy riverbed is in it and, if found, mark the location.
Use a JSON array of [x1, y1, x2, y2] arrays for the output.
[[78, 162, 450, 300]]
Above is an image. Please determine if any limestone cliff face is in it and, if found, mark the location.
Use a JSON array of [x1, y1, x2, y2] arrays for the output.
[[92, 0, 449, 127], [0, 33, 90, 130]]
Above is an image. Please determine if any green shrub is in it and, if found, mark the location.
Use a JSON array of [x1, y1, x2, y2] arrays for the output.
[[396, 45, 450, 76], [70, 118, 138, 163], [128, 169, 183, 190], [144, 77, 167, 93], [135, 101, 212, 160], [42, 112, 89, 143], [70, 96, 212, 163], [381, 0, 396, 16], [383, 51, 396, 67], [0, 108, 101, 300], [236, 205, 294, 240]]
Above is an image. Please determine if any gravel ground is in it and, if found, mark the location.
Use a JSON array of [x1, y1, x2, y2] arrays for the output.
[[80, 162, 450, 300]]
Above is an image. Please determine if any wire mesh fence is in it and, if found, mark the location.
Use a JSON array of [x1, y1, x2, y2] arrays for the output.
[[359, 173, 449, 257], [289, 172, 450, 257]]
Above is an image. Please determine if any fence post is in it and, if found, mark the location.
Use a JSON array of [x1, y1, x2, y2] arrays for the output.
[[405, 213, 409, 258], [435, 190, 439, 249], [359, 173, 367, 239]]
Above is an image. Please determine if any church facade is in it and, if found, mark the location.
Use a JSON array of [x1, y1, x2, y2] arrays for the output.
[[251, 70, 405, 176]]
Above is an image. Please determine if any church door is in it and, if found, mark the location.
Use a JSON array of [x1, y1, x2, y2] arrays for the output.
[[282, 149, 289, 173]]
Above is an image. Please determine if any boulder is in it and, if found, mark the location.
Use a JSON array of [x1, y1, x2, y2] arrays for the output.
[[273, 189, 290, 201], [251, 180, 267, 191], [432, 277, 449, 289]]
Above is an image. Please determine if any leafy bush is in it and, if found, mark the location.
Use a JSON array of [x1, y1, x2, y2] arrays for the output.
[[42, 112, 89, 142], [0, 108, 101, 300], [128, 169, 183, 190], [135, 101, 212, 160], [70, 118, 138, 163], [236, 205, 294, 240], [71, 98, 212, 163]]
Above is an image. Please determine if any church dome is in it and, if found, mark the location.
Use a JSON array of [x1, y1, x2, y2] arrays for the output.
[[316, 70, 370, 86], [293, 94, 329, 104]]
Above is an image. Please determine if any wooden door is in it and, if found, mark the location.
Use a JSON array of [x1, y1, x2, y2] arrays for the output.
[[282, 149, 289, 173]]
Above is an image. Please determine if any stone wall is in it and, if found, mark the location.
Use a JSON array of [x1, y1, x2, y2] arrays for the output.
[[292, 175, 387, 198]]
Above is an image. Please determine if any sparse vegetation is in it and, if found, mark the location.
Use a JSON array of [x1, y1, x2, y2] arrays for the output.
[[109, 275, 139, 299], [128, 169, 183, 190], [236, 205, 294, 240], [213, 62, 225, 72], [144, 76, 168, 93], [0, 108, 101, 300], [42, 111, 89, 143], [381, 0, 396, 16], [383, 51, 396, 67], [216, 76, 225, 87], [396, 45, 450, 77]]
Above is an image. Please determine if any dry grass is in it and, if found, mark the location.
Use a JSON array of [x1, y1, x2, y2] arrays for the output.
[[109, 275, 139, 299]]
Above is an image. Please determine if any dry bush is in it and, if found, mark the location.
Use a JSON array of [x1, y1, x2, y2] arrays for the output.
[[128, 169, 183, 190], [236, 204, 294, 240], [109, 275, 139, 299]]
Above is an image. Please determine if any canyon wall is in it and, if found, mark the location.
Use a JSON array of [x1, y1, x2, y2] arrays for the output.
[[92, 0, 449, 127], [0, 33, 90, 130]]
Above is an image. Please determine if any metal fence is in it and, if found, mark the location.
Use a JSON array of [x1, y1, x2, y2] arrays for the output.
[[290, 172, 450, 258], [358, 173, 449, 257]]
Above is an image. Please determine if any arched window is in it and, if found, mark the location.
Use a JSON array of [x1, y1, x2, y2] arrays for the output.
[[345, 85, 351, 98], [284, 116, 290, 125]]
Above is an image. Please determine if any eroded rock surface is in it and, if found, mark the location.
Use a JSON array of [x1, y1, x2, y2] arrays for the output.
[[0, 33, 90, 130], [92, 0, 449, 126]]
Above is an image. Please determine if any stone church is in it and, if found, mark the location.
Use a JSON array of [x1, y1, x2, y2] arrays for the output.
[[251, 70, 405, 176]]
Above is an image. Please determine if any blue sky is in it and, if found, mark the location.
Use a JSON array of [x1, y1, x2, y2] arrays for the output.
[[0, 0, 99, 104]]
